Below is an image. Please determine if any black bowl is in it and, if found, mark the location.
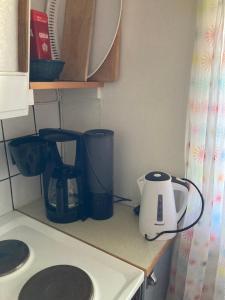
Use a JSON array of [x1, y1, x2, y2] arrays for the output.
[[30, 60, 65, 82]]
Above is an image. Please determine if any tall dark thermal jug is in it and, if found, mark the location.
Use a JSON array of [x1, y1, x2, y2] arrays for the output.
[[84, 129, 114, 220]]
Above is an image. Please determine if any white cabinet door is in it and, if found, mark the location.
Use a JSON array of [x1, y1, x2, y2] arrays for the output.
[[0, 0, 19, 72], [0, 0, 33, 119], [0, 73, 29, 119]]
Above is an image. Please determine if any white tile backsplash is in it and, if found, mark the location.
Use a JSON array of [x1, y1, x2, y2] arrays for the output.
[[34, 102, 60, 131], [11, 175, 42, 209], [0, 180, 13, 216], [33, 90, 57, 103], [0, 124, 3, 141], [2, 106, 35, 140], [0, 143, 9, 180], [6, 142, 19, 176], [0, 90, 60, 211]]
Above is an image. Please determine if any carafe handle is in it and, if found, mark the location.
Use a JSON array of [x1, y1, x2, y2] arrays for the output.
[[171, 177, 189, 222]]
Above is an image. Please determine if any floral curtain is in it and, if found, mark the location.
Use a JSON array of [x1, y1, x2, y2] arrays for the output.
[[167, 0, 225, 299]]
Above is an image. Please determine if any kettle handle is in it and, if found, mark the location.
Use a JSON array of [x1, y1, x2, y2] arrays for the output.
[[137, 175, 146, 195], [171, 177, 189, 222]]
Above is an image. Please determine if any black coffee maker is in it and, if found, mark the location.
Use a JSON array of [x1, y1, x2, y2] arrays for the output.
[[9, 128, 88, 223], [40, 129, 88, 223]]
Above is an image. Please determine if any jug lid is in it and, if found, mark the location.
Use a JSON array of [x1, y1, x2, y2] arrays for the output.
[[145, 171, 170, 181]]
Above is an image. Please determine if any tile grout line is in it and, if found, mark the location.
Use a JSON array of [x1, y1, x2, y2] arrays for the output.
[[0, 173, 21, 182], [32, 105, 38, 135], [1, 120, 15, 210], [56, 89, 63, 129], [56, 90, 64, 158], [0, 133, 37, 144], [0, 177, 11, 183], [32, 104, 43, 197], [10, 173, 21, 179]]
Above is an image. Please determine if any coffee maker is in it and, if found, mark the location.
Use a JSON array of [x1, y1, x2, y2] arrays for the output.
[[9, 128, 89, 223], [39, 129, 89, 223]]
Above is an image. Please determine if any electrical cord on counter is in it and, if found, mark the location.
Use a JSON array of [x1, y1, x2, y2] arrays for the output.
[[84, 140, 133, 203], [145, 178, 204, 241], [84, 144, 204, 241]]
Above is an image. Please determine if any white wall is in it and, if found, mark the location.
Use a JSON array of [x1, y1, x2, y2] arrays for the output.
[[31, 0, 46, 11], [62, 0, 197, 204]]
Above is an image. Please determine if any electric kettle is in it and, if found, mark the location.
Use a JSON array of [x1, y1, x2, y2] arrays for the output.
[[137, 171, 204, 241]]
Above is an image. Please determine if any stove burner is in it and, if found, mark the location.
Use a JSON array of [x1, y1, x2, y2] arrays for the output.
[[19, 265, 94, 300], [0, 240, 30, 277]]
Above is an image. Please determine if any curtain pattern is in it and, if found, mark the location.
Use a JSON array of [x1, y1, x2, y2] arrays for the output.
[[167, 1, 225, 299]]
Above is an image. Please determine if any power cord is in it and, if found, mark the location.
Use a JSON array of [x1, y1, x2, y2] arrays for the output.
[[84, 139, 133, 203], [145, 178, 204, 241]]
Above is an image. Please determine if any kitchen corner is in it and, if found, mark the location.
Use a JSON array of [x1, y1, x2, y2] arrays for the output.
[[18, 200, 172, 277], [0, 0, 198, 299]]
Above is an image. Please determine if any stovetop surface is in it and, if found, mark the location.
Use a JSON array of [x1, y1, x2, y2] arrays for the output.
[[0, 211, 144, 300]]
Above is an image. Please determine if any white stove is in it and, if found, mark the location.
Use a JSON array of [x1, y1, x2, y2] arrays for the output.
[[0, 211, 144, 300]]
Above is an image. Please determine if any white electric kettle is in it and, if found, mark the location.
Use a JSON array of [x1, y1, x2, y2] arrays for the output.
[[137, 171, 204, 241]]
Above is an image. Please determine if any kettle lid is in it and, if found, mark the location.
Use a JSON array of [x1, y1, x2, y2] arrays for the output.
[[145, 171, 170, 182]]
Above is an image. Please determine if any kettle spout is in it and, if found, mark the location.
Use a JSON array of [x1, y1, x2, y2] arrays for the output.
[[137, 175, 146, 194]]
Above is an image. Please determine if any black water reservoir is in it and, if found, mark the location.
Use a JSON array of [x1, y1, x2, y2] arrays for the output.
[[84, 129, 114, 220]]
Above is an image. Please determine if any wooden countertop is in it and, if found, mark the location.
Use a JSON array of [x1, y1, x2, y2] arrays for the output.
[[18, 200, 172, 276]]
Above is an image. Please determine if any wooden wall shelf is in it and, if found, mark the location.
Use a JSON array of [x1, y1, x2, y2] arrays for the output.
[[29, 81, 104, 90]]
